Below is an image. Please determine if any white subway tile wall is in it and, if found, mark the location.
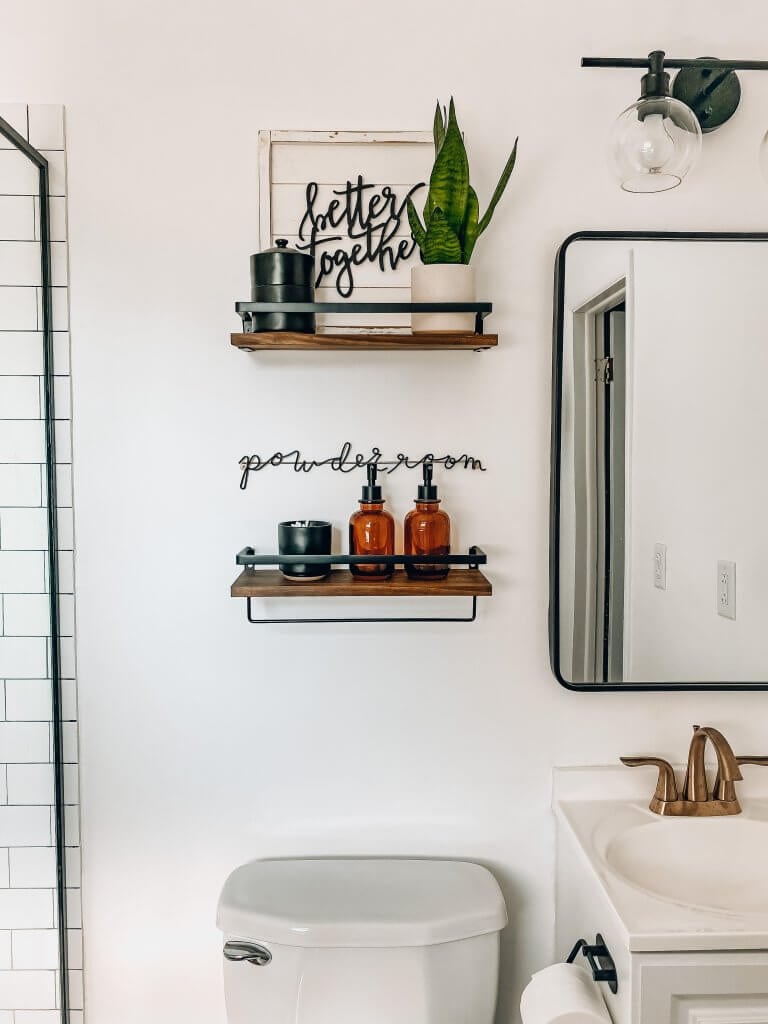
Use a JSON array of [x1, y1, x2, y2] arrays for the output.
[[0, 107, 81, 1019]]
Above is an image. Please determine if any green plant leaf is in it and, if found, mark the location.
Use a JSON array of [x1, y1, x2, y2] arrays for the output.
[[432, 101, 446, 154], [461, 185, 480, 264], [424, 100, 447, 222], [423, 189, 434, 225], [422, 207, 463, 264], [406, 196, 427, 256], [478, 137, 518, 236], [427, 97, 469, 241], [424, 103, 444, 223]]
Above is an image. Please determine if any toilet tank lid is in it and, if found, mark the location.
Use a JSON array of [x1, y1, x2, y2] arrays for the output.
[[216, 858, 507, 948]]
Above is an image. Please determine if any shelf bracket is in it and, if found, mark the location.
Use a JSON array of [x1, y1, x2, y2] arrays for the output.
[[244, 595, 478, 625]]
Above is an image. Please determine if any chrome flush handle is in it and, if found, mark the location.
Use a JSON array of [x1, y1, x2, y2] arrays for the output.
[[223, 941, 272, 966]]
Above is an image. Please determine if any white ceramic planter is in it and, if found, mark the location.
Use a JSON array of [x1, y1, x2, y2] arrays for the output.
[[411, 264, 476, 334]]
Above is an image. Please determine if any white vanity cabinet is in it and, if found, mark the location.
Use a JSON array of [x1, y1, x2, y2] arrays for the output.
[[554, 768, 768, 1024], [631, 952, 768, 1024], [557, 818, 768, 1024]]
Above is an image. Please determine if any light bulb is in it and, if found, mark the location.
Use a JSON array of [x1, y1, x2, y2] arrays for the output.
[[636, 113, 675, 171], [610, 96, 702, 193]]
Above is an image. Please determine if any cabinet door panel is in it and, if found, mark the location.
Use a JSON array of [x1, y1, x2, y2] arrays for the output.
[[677, 997, 768, 1023], [635, 953, 768, 1024]]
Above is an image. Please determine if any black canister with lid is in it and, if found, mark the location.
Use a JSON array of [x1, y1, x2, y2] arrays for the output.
[[249, 239, 316, 333]]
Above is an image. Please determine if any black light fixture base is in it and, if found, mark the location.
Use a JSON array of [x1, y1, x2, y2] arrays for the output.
[[640, 49, 670, 98], [673, 58, 741, 132]]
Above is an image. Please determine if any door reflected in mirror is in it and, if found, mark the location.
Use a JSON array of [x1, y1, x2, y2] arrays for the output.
[[551, 233, 768, 689]]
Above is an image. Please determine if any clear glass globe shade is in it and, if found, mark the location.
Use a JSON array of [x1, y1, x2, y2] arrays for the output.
[[759, 130, 768, 182], [610, 96, 702, 193]]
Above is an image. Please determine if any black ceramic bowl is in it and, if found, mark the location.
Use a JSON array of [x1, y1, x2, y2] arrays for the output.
[[278, 520, 332, 580]]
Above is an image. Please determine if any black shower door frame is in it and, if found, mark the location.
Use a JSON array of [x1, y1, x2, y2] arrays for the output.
[[0, 113, 69, 1024]]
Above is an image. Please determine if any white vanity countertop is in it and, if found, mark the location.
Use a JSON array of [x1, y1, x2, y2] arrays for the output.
[[554, 766, 768, 953]]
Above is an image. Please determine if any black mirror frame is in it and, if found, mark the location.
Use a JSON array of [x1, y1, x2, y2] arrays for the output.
[[550, 230, 768, 692]]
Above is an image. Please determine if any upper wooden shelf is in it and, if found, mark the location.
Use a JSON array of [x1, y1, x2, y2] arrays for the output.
[[231, 568, 492, 598], [231, 331, 498, 352], [233, 301, 496, 352]]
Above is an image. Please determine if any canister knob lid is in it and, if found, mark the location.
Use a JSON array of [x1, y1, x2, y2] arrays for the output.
[[258, 238, 307, 257], [250, 237, 315, 288]]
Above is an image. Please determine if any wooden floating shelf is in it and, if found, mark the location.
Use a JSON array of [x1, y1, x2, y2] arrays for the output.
[[231, 331, 498, 352], [231, 568, 492, 599]]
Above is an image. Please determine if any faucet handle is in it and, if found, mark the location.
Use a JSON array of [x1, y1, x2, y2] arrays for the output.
[[715, 756, 768, 800], [621, 757, 679, 806]]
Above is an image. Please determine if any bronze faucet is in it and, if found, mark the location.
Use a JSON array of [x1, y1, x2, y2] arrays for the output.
[[622, 725, 768, 816]]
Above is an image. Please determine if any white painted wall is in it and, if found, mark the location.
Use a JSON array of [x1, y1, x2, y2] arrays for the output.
[[3, 3, 768, 1022], [627, 241, 768, 682]]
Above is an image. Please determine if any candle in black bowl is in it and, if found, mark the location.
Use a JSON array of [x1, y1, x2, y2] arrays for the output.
[[278, 520, 332, 580]]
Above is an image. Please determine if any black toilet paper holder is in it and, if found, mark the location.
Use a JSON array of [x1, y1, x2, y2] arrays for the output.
[[566, 934, 618, 994]]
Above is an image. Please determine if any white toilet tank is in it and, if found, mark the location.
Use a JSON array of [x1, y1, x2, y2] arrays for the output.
[[217, 858, 507, 1024]]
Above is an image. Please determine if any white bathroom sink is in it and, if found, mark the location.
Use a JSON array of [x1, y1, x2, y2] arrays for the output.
[[555, 768, 768, 952], [603, 815, 768, 913]]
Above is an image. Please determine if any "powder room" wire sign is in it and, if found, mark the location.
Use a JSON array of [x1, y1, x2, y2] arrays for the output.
[[239, 443, 486, 489]]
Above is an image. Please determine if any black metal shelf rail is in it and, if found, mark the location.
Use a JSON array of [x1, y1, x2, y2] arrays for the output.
[[0, 114, 69, 1024], [236, 301, 493, 336], [236, 546, 487, 568], [236, 546, 488, 625]]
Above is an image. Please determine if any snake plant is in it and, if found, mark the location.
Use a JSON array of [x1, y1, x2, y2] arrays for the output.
[[407, 98, 518, 265]]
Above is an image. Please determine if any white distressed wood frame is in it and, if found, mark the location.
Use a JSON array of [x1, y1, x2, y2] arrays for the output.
[[257, 130, 432, 330]]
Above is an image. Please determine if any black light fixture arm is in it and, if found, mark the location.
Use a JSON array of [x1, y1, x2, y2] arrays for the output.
[[582, 55, 768, 70]]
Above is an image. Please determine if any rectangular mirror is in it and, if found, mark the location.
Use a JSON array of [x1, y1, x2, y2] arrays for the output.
[[550, 232, 768, 690]]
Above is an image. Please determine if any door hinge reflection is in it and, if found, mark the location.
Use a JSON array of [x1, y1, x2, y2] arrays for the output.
[[595, 356, 614, 383]]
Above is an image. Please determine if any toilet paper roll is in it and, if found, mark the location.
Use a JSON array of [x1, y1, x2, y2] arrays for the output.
[[520, 962, 612, 1024]]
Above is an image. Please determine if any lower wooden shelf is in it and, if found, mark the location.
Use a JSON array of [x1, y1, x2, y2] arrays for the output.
[[231, 331, 498, 352], [230, 567, 492, 599]]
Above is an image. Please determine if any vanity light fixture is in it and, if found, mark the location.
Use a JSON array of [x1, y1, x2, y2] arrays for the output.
[[583, 51, 768, 192]]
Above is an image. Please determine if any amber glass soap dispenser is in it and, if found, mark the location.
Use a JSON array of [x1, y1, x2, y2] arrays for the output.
[[404, 464, 451, 579], [349, 465, 395, 579]]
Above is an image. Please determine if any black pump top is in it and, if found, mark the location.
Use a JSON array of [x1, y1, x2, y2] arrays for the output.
[[417, 463, 439, 501], [360, 464, 383, 503]]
